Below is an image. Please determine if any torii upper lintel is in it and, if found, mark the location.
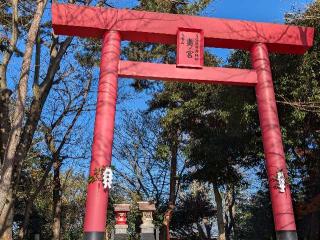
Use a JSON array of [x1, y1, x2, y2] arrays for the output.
[[52, 3, 314, 54]]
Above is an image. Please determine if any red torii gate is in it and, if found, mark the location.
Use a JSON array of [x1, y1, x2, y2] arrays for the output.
[[52, 3, 314, 240]]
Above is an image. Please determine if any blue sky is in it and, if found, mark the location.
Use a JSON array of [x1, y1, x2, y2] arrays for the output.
[[209, 0, 312, 22], [112, 0, 313, 22]]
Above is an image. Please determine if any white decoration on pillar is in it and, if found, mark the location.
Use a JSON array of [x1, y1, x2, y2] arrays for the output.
[[103, 167, 113, 189], [277, 170, 286, 193]]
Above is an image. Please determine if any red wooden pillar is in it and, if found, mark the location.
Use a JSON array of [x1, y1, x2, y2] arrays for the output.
[[84, 31, 121, 240], [251, 43, 297, 240]]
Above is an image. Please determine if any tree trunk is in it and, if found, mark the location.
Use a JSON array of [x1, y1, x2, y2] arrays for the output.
[[52, 158, 62, 240], [162, 133, 179, 240], [0, 0, 48, 217], [0, 186, 13, 240], [0, 1, 18, 160], [1, 34, 71, 240], [0, 0, 18, 90], [18, 200, 33, 240], [18, 159, 54, 240], [225, 185, 235, 240], [213, 185, 226, 240], [0, 1, 72, 237], [169, 141, 178, 205], [0, 89, 12, 167]]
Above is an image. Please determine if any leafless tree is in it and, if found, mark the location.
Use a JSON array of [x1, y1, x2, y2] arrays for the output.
[[17, 67, 93, 239], [113, 111, 170, 204], [0, 0, 103, 238]]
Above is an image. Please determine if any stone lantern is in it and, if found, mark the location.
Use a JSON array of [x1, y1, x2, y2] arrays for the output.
[[114, 204, 130, 240], [138, 201, 156, 240]]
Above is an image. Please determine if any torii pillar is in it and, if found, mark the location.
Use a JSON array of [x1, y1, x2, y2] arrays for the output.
[[52, 3, 314, 240]]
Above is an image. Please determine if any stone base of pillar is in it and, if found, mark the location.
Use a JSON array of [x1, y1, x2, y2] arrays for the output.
[[114, 233, 127, 240], [141, 226, 155, 240], [141, 233, 155, 240], [141, 226, 154, 234], [115, 224, 128, 235], [114, 224, 128, 240]]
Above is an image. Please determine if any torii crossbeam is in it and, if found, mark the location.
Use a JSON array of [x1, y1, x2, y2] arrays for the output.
[[52, 3, 314, 240]]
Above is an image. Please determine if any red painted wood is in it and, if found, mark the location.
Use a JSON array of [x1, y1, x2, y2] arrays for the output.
[[177, 28, 204, 68], [52, 3, 314, 54], [118, 61, 257, 86], [84, 31, 120, 234], [251, 43, 296, 232]]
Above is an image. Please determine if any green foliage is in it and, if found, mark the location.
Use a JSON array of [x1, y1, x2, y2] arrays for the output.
[[233, 190, 275, 240], [14, 153, 88, 239], [171, 189, 216, 239]]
